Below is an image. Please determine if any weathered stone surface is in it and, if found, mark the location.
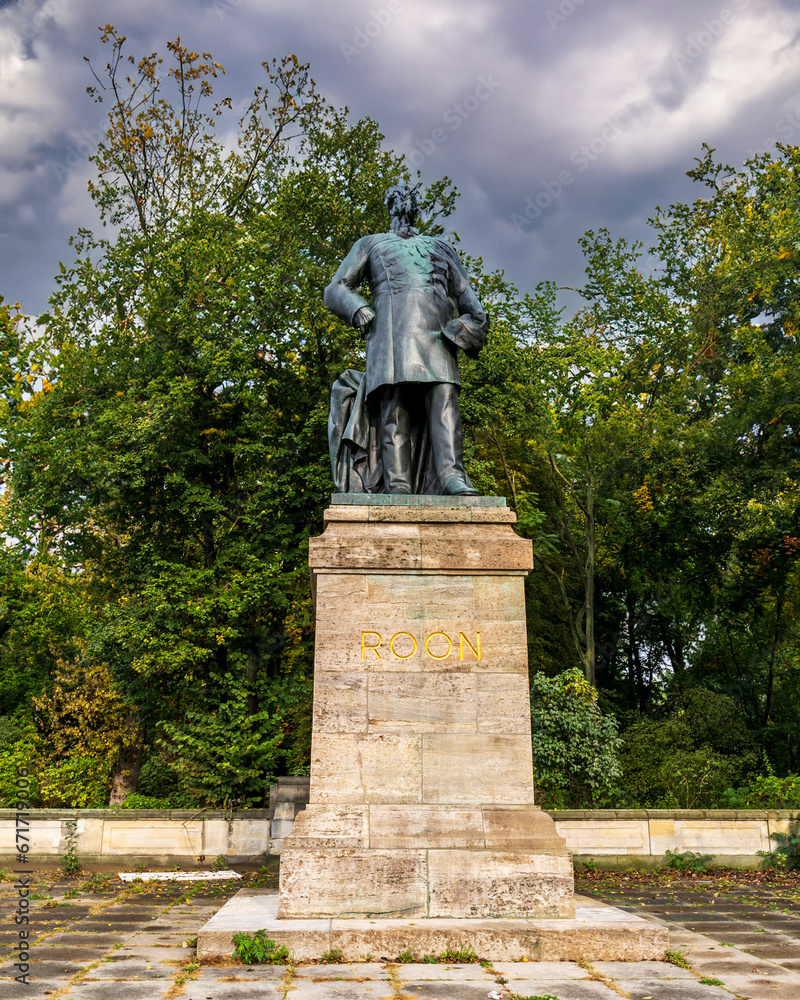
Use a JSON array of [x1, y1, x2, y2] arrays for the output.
[[312, 673, 368, 734], [421, 734, 535, 804], [482, 806, 566, 850], [476, 674, 532, 734], [278, 849, 428, 918], [557, 818, 650, 856], [427, 850, 575, 919], [369, 805, 485, 849], [310, 734, 422, 804], [284, 806, 368, 849], [367, 672, 477, 733], [102, 820, 203, 855], [198, 892, 668, 963], [310, 518, 532, 573], [314, 619, 527, 674]]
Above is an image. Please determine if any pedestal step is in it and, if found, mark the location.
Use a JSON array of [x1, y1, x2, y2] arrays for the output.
[[198, 890, 668, 963]]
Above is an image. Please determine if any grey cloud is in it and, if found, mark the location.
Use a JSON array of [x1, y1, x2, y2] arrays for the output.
[[1, 0, 800, 313]]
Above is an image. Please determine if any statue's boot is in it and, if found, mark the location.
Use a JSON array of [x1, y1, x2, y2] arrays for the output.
[[427, 383, 479, 496], [380, 385, 413, 494]]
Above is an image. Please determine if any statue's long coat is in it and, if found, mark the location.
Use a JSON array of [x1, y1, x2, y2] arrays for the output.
[[324, 231, 487, 396]]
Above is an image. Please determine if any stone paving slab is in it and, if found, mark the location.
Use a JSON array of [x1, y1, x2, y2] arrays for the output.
[[294, 963, 389, 978], [82, 957, 177, 979], [52, 982, 171, 998], [180, 983, 287, 999], [618, 983, 729, 1000], [0, 978, 67, 999], [404, 981, 622, 999], [194, 964, 289, 979], [590, 959, 698, 979], [491, 960, 590, 979], [379, 963, 490, 981]]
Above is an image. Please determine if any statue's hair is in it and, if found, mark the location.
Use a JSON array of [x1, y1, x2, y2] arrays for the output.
[[384, 184, 419, 222]]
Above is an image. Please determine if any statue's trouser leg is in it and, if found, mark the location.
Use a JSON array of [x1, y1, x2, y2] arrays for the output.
[[380, 385, 413, 493], [426, 382, 467, 486]]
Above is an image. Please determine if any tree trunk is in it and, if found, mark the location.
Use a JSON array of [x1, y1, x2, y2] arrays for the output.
[[108, 713, 145, 806]]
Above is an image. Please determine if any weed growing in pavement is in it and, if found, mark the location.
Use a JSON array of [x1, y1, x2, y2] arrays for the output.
[[210, 854, 229, 871], [60, 819, 82, 875], [320, 946, 345, 963], [699, 978, 724, 986], [666, 949, 691, 969], [509, 994, 559, 1000], [232, 930, 292, 964], [394, 944, 481, 964]]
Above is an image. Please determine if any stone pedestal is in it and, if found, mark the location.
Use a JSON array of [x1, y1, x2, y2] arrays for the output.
[[278, 497, 574, 920]]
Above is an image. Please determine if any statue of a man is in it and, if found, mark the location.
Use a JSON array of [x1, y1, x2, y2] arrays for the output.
[[324, 185, 487, 496]]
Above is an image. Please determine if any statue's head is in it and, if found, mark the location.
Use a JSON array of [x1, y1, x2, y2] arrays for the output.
[[385, 184, 419, 230]]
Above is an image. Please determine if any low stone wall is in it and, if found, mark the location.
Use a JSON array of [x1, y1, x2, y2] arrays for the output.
[[553, 809, 800, 870], [1, 808, 797, 868], [0, 809, 271, 866]]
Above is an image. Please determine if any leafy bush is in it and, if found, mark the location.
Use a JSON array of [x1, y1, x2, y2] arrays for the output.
[[530, 667, 622, 807], [119, 792, 173, 809], [758, 824, 800, 871], [663, 849, 716, 873], [154, 688, 284, 807], [745, 774, 800, 809], [231, 931, 291, 964]]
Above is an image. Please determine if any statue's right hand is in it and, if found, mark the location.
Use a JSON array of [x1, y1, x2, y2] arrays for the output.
[[353, 306, 375, 334]]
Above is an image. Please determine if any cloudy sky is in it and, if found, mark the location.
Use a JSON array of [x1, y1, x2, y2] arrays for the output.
[[1, 0, 800, 314]]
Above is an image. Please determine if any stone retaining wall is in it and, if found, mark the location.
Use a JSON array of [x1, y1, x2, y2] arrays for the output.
[[1, 808, 797, 868]]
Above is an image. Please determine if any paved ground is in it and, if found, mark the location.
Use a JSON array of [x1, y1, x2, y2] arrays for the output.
[[2, 868, 800, 999]]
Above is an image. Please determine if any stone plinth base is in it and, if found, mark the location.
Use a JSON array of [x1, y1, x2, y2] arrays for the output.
[[198, 891, 668, 963]]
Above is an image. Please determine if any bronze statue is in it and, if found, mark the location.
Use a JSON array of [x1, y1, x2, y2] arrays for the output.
[[325, 185, 487, 496]]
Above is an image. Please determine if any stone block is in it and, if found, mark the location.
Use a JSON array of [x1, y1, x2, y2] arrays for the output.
[[0, 818, 61, 855], [556, 820, 650, 856], [421, 734, 535, 804], [369, 805, 485, 849], [228, 819, 271, 856], [472, 507, 517, 523], [647, 818, 675, 855], [315, 619, 526, 675], [278, 849, 428, 918], [313, 672, 368, 733], [367, 672, 477, 733], [77, 817, 104, 856], [427, 850, 575, 918], [368, 505, 473, 522], [673, 819, 770, 855], [202, 819, 230, 857], [100, 820, 203, 856], [366, 573, 475, 620], [482, 806, 567, 850], [473, 575, 526, 621], [310, 734, 422, 804], [476, 674, 532, 734], [285, 805, 368, 849]]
